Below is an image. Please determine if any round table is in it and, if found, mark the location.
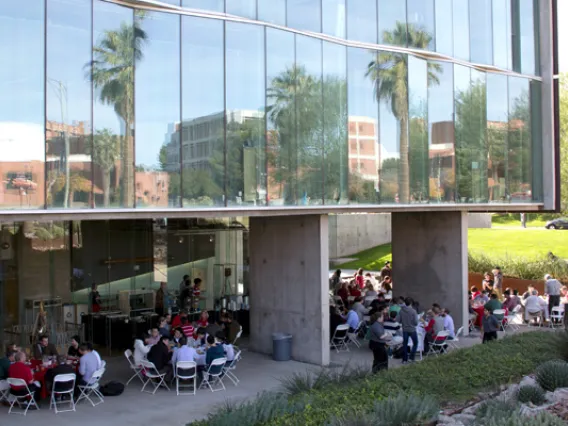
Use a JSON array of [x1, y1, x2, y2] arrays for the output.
[[32, 360, 79, 400]]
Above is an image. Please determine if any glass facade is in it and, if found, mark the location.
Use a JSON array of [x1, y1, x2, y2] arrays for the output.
[[0, 0, 544, 210]]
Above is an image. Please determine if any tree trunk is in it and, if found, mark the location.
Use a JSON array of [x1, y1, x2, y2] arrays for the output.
[[398, 116, 410, 203], [123, 128, 134, 207], [102, 170, 110, 207]]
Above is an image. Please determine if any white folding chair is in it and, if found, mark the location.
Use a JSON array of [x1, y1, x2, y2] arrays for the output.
[[6, 378, 40, 415], [527, 310, 544, 327], [0, 379, 10, 403], [347, 296, 355, 305], [198, 357, 227, 392], [50, 373, 76, 413], [330, 324, 350, 353], [347, 321, 364, 348], [124, 349, 145, 386], [505, 305, 522, 331], [550, 306, 565, 329], [140, 360, 170, 394], [175, 361, 197, 396], [232, 326, 243, 345], [76, 368, 105, 406], [493, 309, 506, 332], [426, 330, 450, 357], [223, 350, 241, 386], [448, 326, 464, 350]]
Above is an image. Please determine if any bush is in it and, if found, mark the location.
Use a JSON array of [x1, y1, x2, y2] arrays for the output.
[[278, 364, 370, 396], [484, 411, 565, 426], [552, 331, 568, 362], [535, 360, 568, 391], [475, 399, 519, 425], [516, 385, 547, 405], [468, 252, 568, 281]]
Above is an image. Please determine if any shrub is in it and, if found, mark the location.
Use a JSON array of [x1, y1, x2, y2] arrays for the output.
[[475, 399, 519, 425], [468, 252, 568, 281], [278, 364, 370, 396], [552, 331, 568, 362], [535, 360, 568, 391], [484, 411, 565, 426], [516, 385, 547, 405]]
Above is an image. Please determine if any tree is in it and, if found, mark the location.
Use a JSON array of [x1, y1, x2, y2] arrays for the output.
[[366, 22, 440, 204], [560, 73, 568, 211], [87, 12, 147, 207], [90, 128, 121, 207]]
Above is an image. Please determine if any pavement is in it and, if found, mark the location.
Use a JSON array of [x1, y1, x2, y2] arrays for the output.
[[0, 325, 545, 426]]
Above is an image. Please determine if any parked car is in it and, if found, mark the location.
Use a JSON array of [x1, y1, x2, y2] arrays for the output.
[[545, 218, 568, 229]]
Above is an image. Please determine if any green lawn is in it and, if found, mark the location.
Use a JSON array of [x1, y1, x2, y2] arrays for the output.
[[338, 228, 568, 271]]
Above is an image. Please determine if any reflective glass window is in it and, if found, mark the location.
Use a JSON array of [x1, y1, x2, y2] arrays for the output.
[[486, 73, 508, 202], [408, 56, 429, 203], [322, 0, 346, 38], [0, 3, 45, 209], [287, 0, 321, 33], [508, 77, 531, 202], [469, 0, 493, 65], [92, 2, 135, 208], [378, 0, 407, 47], [530, 81, 542, 202], [434, 0, 453, 56], [296, 35, 323, 204], [225, 23, 266, 207], [266, 29, 296, 206], [347, 0, 377, 44], [46, 0, 92, 209], [428, 61, 455, 202], [183, 0, 224, 12], [407, 0, 435, 50], [258, 0, 285, 25], [226, 0, 256, 19], [492, 0, 512, 69], [322, 42, 347, 204], [517, 0, 536, 75], [452, 0, 469, 61], [181, 17, 225, 207], [135, 11, 181, 208], [347, 48, 380, 204]]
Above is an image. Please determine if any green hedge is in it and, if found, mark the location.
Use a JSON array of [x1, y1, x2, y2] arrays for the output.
[[468, 252, 568, 281], [194, 332, 560, 426]]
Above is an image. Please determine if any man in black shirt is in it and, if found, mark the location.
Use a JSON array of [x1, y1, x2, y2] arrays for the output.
[[45, 355, 75, 392], [147, 336, 172, 381]]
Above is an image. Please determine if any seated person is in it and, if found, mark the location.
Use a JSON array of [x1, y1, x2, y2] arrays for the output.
[[383, 311, 402, 337], [45, 355, 75, 392], [336, 282, 349, 303], [473, 290, 489, 305], [133, 332, 152, 366], [205, 334, 225, 367], [171, 328, 184, 348], [389, 297, 405, 315], [194, 327, 207, 347], [158, 317, 170, 338], [522, 286, 535, 301], [382, 283, 393, 300], [206, 320, 223, 340], [33, 335, 59, 360], [523, 290, 549, 322], [502, 290, 518, 312], [171, 310, 188, 329], [147, 336, 173, 381], [470, 286, 481, 300], [147, 328, 161, 345], [349, 284, 362, 298], [8, 351, 41, 402], [481, 272, 494, 293], [345, 306, 360, 333], [329, 305, 346, 339], [171, 337, 197, 365], [484, 293, 503, 315], [224, 313, 241, 344], [78, 343, 102, 386], [221, 340, 235, 365], [197, 311, 209, 328], [180, 316, 195, 340], [0, 349, 16, 380], [352, 297, 368, 322], [442, 309, 455, 339], [67, 335, 81, 358]]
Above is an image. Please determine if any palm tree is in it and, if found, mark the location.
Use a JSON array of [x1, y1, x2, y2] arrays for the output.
[[90, 128, 121, 207], [87, 12, 147, 207], [366, 22, 440, 203]]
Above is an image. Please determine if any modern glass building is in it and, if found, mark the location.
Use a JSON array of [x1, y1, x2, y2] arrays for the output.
[[0, 0, 558, 364]]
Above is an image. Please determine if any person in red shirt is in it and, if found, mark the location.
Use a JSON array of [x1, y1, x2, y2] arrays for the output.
[[8, 351, 41, 402], [336, 282, 349, 304], [349, 284, 362, 298], [171, 310, 187, 329], [180, 316, 195, 340], [197, 311, 209, 328], [470, 286, 481, 300], [355, 268, 365, 289]]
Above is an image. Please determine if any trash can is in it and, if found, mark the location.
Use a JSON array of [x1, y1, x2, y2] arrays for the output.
[[272, 332, 292, 361]]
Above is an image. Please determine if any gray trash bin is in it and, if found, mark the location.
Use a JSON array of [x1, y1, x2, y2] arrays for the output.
[[272, 332, 292, 361]]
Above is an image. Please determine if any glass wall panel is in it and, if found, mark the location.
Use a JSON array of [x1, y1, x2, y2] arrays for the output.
[[135, 11, 180, 208], [92, 2, 135, 208], [469, 0, 493, 65], [226, 0, 256, 19], [408, 56, 429, 203], [428, 61, 455, 202], [266, 29, 296, 205], [434, 0, 453, 56], [181, 17, 225, 207], [287, 0, 321, 33], [322, 42, 347, 204], [492, 0, 512, 69], [322, 0, 346, 38], [0, 3, 45, 209], [225, 23, 266, 207], [530, 81, 542, 202], [508, 77, 531, 202], [407, 0, 435, 50], [296, 35, 323, 204], [378, 0, 407, 47], [486, 74, 508, 202], [183, 0, 224, 12], [452, 0, 469, 61], [258, 0, 285, 25], [517, 0, 536, 75], [347, 0, 377, 44], [347, 48, 379, 204], [46, 0, 92, 209]]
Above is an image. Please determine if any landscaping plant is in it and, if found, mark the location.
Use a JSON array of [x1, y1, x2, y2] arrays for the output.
[[535, 359, 568, 391], [516, 384, 547, 406]]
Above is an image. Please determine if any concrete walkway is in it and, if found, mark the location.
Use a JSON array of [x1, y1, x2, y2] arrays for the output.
[[0, 326, 543, 426]]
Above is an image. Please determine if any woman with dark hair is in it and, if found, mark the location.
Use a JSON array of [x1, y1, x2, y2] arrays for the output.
[[68, 335, 81, 357], [90, 283, 101, 313], [369, 311, 391, 373], [356, 268, 365, 289]]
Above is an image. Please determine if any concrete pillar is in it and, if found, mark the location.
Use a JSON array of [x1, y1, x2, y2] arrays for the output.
[[392, 211, 468, 336], [249, 215, 329, 365]]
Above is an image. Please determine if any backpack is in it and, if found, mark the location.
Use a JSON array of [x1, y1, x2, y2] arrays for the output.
[[100, 381, 125, 396]]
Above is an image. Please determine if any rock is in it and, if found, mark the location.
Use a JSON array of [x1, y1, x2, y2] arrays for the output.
[[452, 413, 476, 426], [500, 384, 519, 401], [519, 375, 537, 388], [437, 415, 465, 426]]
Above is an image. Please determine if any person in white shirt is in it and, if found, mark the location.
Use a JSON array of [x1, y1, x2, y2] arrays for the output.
[[544, 274, 563, 317], [78, 343, 102, 385], [133, 332, 152, 366], [222, 343, 235, 363], [523, 290, 549, 322], [442, 309, 455, 339], [171, 337, 197, 365]]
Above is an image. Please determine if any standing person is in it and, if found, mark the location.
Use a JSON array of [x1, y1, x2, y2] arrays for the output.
[[544, 274, 563, 318], [481, 308, 499, 343], [155, 281, 169, 316], [396, 297, 419, 364], [330, 269, 342, 292], [369, 311, 391, 373], [179, 274, 190, 295], [380, 261, 392, 280], [355, 269, 365, 290], [492, 267, 503, 299], [90, 283, 102, 313], [192, 278, 202, 312], [179, 279, 191, 310]]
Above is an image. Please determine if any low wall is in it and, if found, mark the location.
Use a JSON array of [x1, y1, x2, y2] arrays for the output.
[[468, 272, 544, 294], [329, 213, 391, 259]]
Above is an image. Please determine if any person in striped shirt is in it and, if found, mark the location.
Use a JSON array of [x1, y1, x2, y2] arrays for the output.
[[180, 316, 195, 341]]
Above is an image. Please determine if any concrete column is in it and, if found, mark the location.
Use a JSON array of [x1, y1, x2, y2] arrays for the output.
[[249, 215, 329, 365], [392, 211, 468, 336]]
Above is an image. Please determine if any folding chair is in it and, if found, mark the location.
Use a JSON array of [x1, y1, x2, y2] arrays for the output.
[[124, 349, 144, 386], [50, 373, 76, 413], [347, 296, 355, 305], [493, 309, 506, 332], [76, 368, 105, 406], [448, 326, 464, 350], [6, 378, 40, 415], [223, 350, 241, 386], [0, 379, 10, 403], [330, 324, 350, 353], [232, 326, 243, 345], [140, 360, 170, 394], [426, 330, 450, 357], [550, 306, 565, 329], [175, 361, 197, 396], [527, 310, 544, 327], [505, 305, 522, 331], [347, 321, 364, 348], [198, 357, 227, 392]]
